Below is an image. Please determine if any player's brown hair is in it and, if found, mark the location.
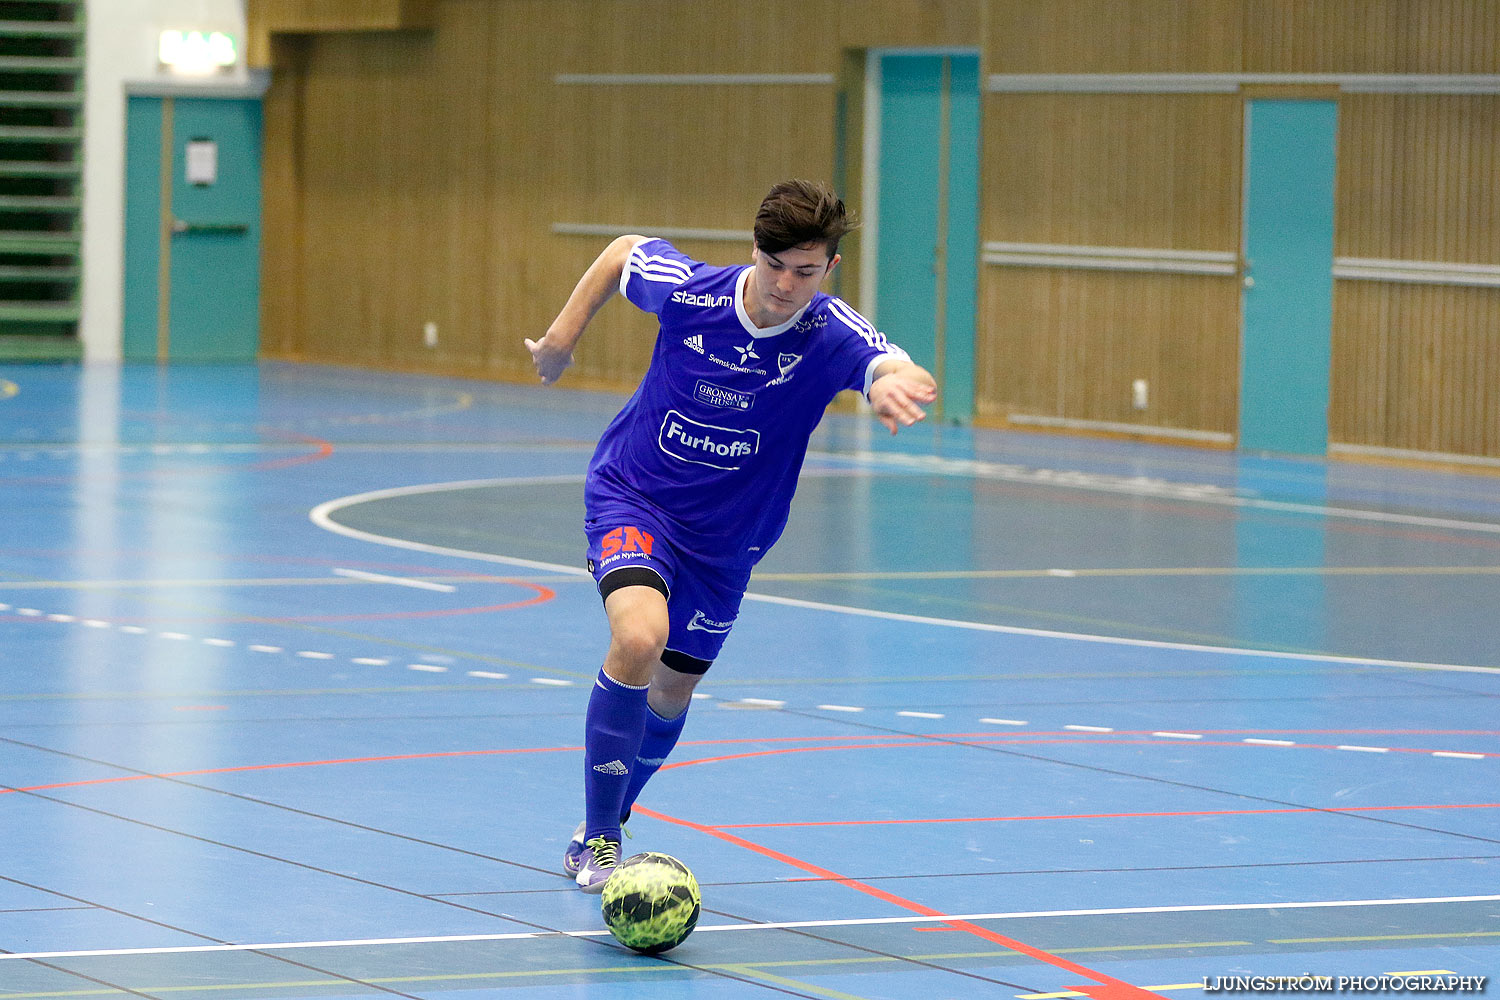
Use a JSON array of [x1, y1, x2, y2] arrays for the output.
[[753, 179, 857, 259]]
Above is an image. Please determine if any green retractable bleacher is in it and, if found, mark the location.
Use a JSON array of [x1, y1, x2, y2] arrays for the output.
[[0, 0, 83, 359]]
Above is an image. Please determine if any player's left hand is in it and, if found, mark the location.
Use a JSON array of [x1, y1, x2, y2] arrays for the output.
[[525, 335, 574, 385], [870, 369, 938, 434]]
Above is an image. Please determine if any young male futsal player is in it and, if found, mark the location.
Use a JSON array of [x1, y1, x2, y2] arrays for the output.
[[525, 180, 937, 891]]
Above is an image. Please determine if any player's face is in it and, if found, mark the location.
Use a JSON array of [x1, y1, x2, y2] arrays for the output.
[[748, 242, 838, 325]]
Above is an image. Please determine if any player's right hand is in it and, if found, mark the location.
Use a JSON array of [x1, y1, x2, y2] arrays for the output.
[[525, 336, 573, 385]]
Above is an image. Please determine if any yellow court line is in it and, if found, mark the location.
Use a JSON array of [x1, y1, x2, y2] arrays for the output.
[[0, 963, 675, 998], [753, 565, 1500, 582], [0, 941, 1266, 995], [1270, 930, 1500, 945], [720, 965, 876, 1000], [0, 941, 1259, 999]]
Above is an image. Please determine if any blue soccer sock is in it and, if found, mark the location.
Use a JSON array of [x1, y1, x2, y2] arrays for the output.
[[619, 703, 688, 819], [582, 668, 650, 843]]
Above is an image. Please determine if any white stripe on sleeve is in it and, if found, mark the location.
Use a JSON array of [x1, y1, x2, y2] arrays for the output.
[[828, 298, 891, 352], [618, 237, 650, 297], [863, 350, 911, 398], [626, 245, 692, 288]]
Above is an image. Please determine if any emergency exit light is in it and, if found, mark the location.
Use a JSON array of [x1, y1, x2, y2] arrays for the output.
[[158, 31, 239, 75]]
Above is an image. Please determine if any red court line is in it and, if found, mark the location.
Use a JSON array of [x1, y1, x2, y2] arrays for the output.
[[6, 734, 1468, 998], [633, 804, 1157, 1000], [252, 432, 334, 471], [0, 745, 581, 796], [660, 738, 1498, 771], [712, 801, 1500, 829]]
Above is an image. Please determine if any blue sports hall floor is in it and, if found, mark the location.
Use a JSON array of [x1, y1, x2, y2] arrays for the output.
[[1, 361, 1496, 999]]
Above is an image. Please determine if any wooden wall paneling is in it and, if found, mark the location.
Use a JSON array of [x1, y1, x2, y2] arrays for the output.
[[1333, 281, 1500, 458], [538, 81, 836, 387], [258, 37, 307, 359], [1331, 93, 1500, 456], [1244, 0, 1500, 73], [252, 0, 436, 35], [984, 94, 1240, 250], [1338, 95, 1499, 263], [544, 0, 842, 75], [985, 0, 1241, 73], [979, 91, 1242, 434], [836, 0, 981, 51]]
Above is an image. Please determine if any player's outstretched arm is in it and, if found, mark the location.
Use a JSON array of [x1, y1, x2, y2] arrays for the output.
[[525, 234, 643, 385], [869, 360, 938, 435]]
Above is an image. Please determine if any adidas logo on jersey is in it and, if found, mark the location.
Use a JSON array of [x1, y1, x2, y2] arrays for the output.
[[683, 334, 704, 354], [592, 759, 629, 776]]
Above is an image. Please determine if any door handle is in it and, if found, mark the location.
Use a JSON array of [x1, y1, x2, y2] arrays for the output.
[[171, 219, 249, 235]]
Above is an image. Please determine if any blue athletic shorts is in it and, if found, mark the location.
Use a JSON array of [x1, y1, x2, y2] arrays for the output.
[[584, 505, 752, 668]]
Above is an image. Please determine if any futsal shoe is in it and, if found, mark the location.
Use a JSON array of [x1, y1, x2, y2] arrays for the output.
[[563, 820, 588, 875], [563, 815, 630, 876], [575, 836, 620, 893]]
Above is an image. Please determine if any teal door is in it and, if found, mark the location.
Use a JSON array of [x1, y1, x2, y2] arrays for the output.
[[124, 95, 262, 361], [1239, 100, 1337, 455], [873, 53, 979, 423]]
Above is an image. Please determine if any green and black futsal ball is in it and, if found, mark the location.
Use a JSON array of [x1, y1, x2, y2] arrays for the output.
[[600, 852, 701, 954]]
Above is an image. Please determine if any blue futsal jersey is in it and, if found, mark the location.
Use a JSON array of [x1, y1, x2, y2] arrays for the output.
[[585, 238, 910, 566]]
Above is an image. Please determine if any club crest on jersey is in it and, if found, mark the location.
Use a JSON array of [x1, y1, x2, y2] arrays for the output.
[[765, 352, 803, 387], [659, 409, 760, 470], [694, 380, 754, 411], [686, 609, 734, 633]]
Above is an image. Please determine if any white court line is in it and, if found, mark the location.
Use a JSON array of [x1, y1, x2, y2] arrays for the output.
[[308, 478, 1500, 675], [5, 894, 1497, 962], [332, 567, 456, 593]]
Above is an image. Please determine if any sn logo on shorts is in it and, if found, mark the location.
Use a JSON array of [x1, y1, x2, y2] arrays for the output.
[[601, 526, 654, 559]]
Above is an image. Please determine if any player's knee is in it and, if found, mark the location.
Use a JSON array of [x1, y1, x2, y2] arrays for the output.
[[609, 619, 668, 670]]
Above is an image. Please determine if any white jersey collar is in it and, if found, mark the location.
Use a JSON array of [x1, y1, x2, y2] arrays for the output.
[[734, 266, 808, 338]]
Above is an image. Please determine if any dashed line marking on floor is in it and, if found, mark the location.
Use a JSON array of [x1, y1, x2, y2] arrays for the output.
[[4, 605, 1498, 761]]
